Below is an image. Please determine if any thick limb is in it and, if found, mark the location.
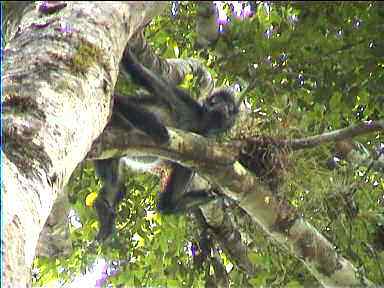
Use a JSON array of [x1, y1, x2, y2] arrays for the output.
[[121, 49, 174, 102], [121, 48, 204, 114]]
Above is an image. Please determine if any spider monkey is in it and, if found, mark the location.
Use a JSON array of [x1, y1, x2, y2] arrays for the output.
[[94, 48, 240, 241]]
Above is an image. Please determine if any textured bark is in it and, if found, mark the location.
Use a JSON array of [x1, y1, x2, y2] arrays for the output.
[[2, 2, 167, 287], [35, 189, 72, 258], [2, 1, 33, 44], [199, 202, 258, 277]]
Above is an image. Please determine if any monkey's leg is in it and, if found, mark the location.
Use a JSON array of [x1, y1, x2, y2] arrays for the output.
[[157, 162, 194, 214], [121, 48, 208, 128], [158, 162, 219, 214], [94, 159, 124, 241], [172, 189, 216, 213], [113, 94, 170, 145], [157, 162, 214, 214], [94, 195, 116, 242]]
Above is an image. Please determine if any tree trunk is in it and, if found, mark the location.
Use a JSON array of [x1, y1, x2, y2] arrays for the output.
[[2, 2, 167, 286], [2, 2, 377, 287]]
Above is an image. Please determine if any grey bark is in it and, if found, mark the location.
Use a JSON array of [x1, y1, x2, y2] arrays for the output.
[[2, 2, 167, 287], [35, 188, 72, 258]]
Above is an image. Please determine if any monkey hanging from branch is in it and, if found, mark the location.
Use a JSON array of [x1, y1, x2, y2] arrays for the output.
[[93, 48, 243, 241]]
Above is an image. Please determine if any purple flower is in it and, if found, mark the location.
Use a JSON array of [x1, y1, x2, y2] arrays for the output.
[[171, 1, 179, 18], [95, 264, 108, 288], [38, 1, 67, 15], [243, 3, 254, 18], [214, 1, 229, 25], [191, 243, 198, 257], [55, 21, 76, 34], [278, 52, 288, 63], [376, 143, 384, 156], [263, 2, 271, 16], [231, 1, 243, 19]]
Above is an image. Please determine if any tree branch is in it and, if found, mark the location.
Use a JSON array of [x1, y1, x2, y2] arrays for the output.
[[243, 120, 384, 150], [88, 122, 373, 287], [2, 3, 167, 285], [87, 125, 240, 166], [283, 120, 383, 150]]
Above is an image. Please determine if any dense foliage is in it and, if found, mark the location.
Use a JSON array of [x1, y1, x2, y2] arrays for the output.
[[32, 2, 383, 287]]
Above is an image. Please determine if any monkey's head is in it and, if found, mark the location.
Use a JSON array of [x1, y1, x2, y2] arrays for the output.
[[202, 88, 239, 135]]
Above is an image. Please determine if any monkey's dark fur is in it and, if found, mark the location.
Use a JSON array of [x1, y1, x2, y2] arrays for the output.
[[157, 163, 218, 215], [94, 48, 239, 241]]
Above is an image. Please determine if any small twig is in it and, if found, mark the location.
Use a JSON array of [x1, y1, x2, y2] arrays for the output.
[[283, 120, 383, 150]]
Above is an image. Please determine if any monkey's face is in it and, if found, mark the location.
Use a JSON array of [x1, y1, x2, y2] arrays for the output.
[[203, 90, 239, 134]]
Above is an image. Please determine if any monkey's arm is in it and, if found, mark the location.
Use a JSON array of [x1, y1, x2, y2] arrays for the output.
[[170, 189, 217, 213], [121, 49, 204, 113], [113, 94, 169, 145], [121, 49, 175, 102]]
